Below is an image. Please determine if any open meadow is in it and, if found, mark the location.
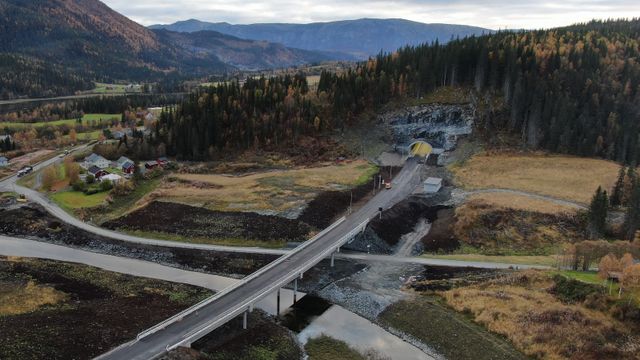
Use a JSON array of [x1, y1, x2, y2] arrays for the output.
[[153, 160, 378, 215], [450, 152, 621, 204]]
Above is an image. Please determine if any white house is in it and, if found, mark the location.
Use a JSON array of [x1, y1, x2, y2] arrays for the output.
[[0, 156, 8, 167], [101, 173, 123, 184], [424, 177, 443, 193], [83, 153, 110, 169]]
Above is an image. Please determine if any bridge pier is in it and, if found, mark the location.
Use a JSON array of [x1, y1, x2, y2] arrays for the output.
[[277, 288, 281, 315], [330, 252, 335, 267], [293, 279, 298, 304], [243, 311, 248, 330]]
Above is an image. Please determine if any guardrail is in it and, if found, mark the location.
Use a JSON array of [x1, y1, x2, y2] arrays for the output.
[[170, 219, 370, 349], [135, 216, 347, 341]]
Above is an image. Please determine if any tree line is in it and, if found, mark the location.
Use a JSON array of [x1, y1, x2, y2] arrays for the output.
[[155, 19, 640, 162]]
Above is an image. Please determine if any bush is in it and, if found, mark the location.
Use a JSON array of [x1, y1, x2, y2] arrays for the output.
[[84, 187, 100, 195], [86, 174, 95, 184], [550, 275, 602, 303], [611, 301, 640, 322], [71, 180, 86, 192], [100, 180, 113, 192]]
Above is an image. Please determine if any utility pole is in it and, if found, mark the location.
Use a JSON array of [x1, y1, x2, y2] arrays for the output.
[[378, 175, 382, 190], [349, 190, 353, 214], [373, 176, 376, 195]]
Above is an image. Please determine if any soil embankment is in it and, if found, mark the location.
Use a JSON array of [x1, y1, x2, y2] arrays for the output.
[[0, 257, 210, 360], [0, 205, 277, 276], [103, 201, 311, 244]]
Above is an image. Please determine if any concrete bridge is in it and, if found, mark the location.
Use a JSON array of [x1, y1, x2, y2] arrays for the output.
[[96, 158, 422, 360]]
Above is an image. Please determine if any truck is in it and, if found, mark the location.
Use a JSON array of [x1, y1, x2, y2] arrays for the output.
[[17, 166, 33, 177]]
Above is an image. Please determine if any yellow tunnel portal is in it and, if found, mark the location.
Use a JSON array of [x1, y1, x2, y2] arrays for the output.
[[409, 141, 433, 158]]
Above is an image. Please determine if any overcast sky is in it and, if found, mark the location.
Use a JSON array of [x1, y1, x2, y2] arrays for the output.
[[101, 0, 640, 30]]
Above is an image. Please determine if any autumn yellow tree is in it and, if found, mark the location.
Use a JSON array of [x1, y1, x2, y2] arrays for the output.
[[598, 254, 622, 280], [64, 158, 80, 184], [621, 264, 640, 295], [69, 129, 77, 143], [42, 166, 57, 191]]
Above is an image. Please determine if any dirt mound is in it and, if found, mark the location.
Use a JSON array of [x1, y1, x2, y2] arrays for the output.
[[370, 198, 449, 247], [421, 208, 459, 252], [299, 166, 401, 229], [104, 201, 311, 243]]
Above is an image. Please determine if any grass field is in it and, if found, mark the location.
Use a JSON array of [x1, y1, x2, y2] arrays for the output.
[[2, 114, 119, 129], [465, 192, 579, 214], [121, 229, 288, 248], [442, 271, 637, 359], [380, 295, 526, 360], [0, 281, 67, 316], [450, 152, 621, 204], [155, 160, 378, 213], [305, 336, 365, 360], [422, 253, 559, 267], [50, 190, 109, 210]]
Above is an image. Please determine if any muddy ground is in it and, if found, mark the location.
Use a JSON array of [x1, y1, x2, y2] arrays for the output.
[[0, 205, 277, 277], [0, 257, 211, 360], [298, 166, 401, 230], [104, 201, 311, 243]]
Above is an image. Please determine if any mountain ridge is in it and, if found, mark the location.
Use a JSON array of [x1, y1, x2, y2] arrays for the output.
[[0, 0, 331, 98], [150, 18, 493, 59]]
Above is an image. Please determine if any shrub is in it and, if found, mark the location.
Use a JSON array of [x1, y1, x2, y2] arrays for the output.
[[86, 174, 95, 184], [71, 180, 86, 192], [100, 180, 113, 192], [550, 275, 602, 303]]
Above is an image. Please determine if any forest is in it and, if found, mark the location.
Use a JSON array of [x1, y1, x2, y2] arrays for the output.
[[157, 19, 640, 163]]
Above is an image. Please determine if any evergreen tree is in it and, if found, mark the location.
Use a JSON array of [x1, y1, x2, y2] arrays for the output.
[[624, 181, 640, 240], [610, 167, 627, 207], [588, 186, 609, 237]]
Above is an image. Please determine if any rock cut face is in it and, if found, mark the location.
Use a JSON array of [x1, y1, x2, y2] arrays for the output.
[[388, 104, 474, 151]]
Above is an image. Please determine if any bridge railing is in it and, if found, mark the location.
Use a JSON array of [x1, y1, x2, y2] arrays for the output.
[[135, 216, 347, 341], [171, 219, 370, 349]]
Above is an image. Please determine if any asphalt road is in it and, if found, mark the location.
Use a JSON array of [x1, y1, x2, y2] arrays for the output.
[[91, 158, 421, 359]]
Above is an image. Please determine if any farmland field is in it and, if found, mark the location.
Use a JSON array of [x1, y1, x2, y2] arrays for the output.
[[1, 113, 119, 129], [154, 160, 378, 214], [450, 152, 621, 204]]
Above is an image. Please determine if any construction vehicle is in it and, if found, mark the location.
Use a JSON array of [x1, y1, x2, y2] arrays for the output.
[[17, 194, 27, 203]]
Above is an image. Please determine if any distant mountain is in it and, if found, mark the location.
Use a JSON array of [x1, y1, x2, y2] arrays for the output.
[[0, 0, 329, 99], [150, 18, 492, 59]]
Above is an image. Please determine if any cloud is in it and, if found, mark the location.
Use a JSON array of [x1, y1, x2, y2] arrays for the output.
[[101, 0, 640, 29]]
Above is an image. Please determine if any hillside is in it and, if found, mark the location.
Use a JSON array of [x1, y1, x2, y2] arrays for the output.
[[153, 19, 640, 166], [0, 0, 329, 99], [150, 18, 492, 59]]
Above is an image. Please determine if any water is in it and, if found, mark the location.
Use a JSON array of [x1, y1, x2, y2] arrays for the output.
[[283, 295, 435, 360]]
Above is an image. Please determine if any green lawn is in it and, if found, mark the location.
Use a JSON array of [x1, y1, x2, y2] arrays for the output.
[[305, 336, 364, 360], [50, 191, 109, 210]]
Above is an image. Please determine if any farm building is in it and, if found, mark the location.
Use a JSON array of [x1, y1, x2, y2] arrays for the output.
[[423, 177, 443, 193]]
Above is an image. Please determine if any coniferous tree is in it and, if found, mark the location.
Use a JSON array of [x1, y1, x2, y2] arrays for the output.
[[588, 186, 609, 237], [624, 181, 640, 240], [610, 167, 627, 207]]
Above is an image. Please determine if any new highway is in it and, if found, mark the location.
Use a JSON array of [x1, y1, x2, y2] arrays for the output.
[[92, 158, 421, 359]]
